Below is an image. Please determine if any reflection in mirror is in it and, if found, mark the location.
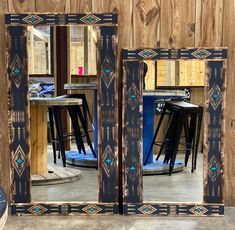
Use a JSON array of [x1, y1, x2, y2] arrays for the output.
[[144, 60, 205, 89], [28, 26, 98, 202], [143, 61, 205, 202]]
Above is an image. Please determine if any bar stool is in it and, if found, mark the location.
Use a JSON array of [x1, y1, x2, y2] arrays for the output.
[[58, 94, 96, 158], [145, 101, 203, 175], [47, 98, 84, 167]]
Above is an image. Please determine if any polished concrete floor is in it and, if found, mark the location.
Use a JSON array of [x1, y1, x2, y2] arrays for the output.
[[4, 207, 235, 230], [31, 145, 203, 202], [5, 148, 232, 230]]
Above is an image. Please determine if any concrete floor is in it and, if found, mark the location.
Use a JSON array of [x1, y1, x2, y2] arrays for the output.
[[5, 148, 231, 230], [32, 145, 203, 202], [4, 207, 235, 230]]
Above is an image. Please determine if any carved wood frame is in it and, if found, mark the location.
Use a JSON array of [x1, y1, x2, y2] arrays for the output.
[[5, 13, 118, 215], [122, 48, 227, 216]]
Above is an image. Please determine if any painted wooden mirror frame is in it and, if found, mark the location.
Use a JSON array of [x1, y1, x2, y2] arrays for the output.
[[122, 47, 227, 216], [5, 13, 118, 215]]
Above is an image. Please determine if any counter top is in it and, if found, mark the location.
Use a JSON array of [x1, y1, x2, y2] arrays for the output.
[[64, 82, 97, 90], [30, 97, 82, 106]]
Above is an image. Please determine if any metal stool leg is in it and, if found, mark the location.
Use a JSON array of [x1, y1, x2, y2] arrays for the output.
[[48, 107, 57, 164], [67, 106, 86, 154], [169, 110, 185, 175], [53, 107, 66, 167], [194, 107, 203, 170], [76, 106, 97, 158], [144, 106, 167, 165]]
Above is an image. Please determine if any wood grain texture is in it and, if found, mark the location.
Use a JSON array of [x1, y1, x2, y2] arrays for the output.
[[222, 0, 235, 205], [160, 0, 196, 48], [196, 0, 224, 46], [133, 0, 160, 47], [0, 0, 9, 200], [35, 0, 70, 12], [70, 0, 92, 13], [8, 0, 35, 12], [30, 105, 47, 174], [92, 0, 133, 48]]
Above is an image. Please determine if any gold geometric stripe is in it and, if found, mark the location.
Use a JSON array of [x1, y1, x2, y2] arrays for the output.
[[12, 111, 25, 123]]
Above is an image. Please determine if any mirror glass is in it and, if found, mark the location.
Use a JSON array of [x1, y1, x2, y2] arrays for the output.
[[143, 60, 205, 202], [28, 26, 98, 202], [144, 60, 205, 88]]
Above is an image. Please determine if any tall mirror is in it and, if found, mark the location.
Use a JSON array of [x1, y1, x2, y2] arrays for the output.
[[28, 25, 99, 202]]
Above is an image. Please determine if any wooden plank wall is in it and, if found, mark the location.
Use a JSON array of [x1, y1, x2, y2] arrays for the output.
[[0, 0, 234, 205]]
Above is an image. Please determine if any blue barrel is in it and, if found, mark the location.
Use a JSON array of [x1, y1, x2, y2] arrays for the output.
[[143, 95, 155, 164]]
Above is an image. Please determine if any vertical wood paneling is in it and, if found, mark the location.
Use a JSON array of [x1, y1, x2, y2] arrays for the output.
[[133, 0, 160, 47], [223, 0, 235, 206], [195, 0, 224, 46], [8, 0, 35, 12], [0, 0, 9, 200], [160, 0, 196, 48], [92, 0, 133, 48], [70, 0, 92, 13], [35, 0, 70, 12]]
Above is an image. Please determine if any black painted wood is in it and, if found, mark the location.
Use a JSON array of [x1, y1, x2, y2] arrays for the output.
[[5, 14, 117, 26], [204, 61, 224, 203], [8, 26, 30, 203], [124, 203, 224, 216], [123, 61, 144, 203], [11, 203, 118, 215], [122, 48, 227, 60], [98, 26, 118, 203]]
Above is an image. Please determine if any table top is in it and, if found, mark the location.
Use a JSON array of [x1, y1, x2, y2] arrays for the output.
[[64, 82, 97, 90], [30, 97, 82, 106], [143, 90, 186, 97]]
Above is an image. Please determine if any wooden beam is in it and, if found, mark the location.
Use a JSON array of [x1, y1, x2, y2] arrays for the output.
[[55, 26, 69, 150]]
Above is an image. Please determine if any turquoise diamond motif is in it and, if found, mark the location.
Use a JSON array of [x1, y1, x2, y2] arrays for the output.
[[208, 156, 221, 182], [22, 14, 43, 25], [14, 67, 22, 76], [128, 156, 139, 181], [80, 14, 101, 24], [138, 205, 157, 214], [209, 85, 222, 110], [102, 145, 114, 177], [105, 68, 111, 74], [82, 205, 102, 214], [28, 205, 47, 215], [11, 55, 23, 88], [16, 157, 24, 165], [101, 56, 114, 88], [130, 166, 135, 171], [127, 83, 139, 110], [13, 145, 26, 177], [189, 205, 208, 216], [105, 158, 112, 164], [192, 48, 211, 59], [138, 49, 158, 59]]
